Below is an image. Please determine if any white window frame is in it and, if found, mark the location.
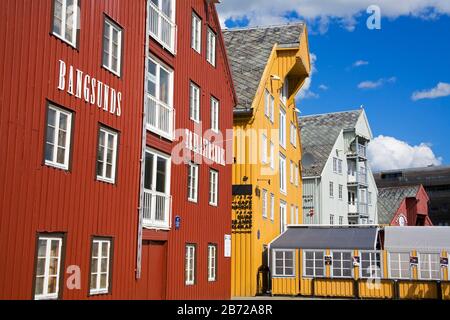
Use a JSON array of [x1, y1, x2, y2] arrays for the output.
[[206, 27, 216, 66], [210, 97, 219, 133], [262, 189, 268, 218], [418, 252, 441, 280], [188, 162, 199, 203], [261, 134, 268, 164], [264, 89, 270, 118], [290, 122, 297, 147], [185, 244, 196, 285], [34, 236, 63, 300], [270, 141, 275, 170], [331, 251, 353, 278], [338, 159, 343, 174], [270, 193, 275, 221], [295, 206, 299, 224], [280, 81, 288, 106], [295, 164, 299, 186], [209, 169, 218, 206], [338, 184, 343, 200], [388, 251, 411, 280], [148, 0, 176, 53], [279, 108, 286, 149], [303, 250, 325, 278], [333, 157, 338, 173], [191, 12, 201, 53], [52, 0, 79, 48], [279, 154, 287, 194], [290, 204, 295, 225], [208, 244, 217, 282], [45, 104, 72, 170], [339, 216, 343, 225], [368, 192, 373, 206], [90, 239, 112, 295], [272, 250, 295, 277], [280, 201, 287, 233], [360, 251, 383, 279], [329, 181, 334, 198], [330, 214, 334, 225], [190, 82, 200, 123], [102, 18, 122, 77], [96, 127, 118, 184], [290, 161, 294, 184]]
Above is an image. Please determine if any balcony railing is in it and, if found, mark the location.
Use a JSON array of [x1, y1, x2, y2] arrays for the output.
[[149, 2, 177, 54], [348, 202, 369, 216], [146, 94, 175, 141], [348, 172, 368, 186], [143, 189, 172, 230], [357, 144, 367, 158]]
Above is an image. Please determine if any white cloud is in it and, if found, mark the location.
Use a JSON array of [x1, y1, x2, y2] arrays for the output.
[[218, 0, 450, 32], [353, 60, 369, 67], [367, 135, 443, 171], [358, 77, 396, 89], [319, 84, 329, 90], [298, 53, 319, 99], [412, 82, 450, 101]]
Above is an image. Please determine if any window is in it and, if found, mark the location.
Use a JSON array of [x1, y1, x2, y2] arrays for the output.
[[280, 82, 288, 105], [102, 18, 122, 76], [206, 28, 216, 66], [261, 134, 267, 164], [333, 158, 338, 173], [290, 122, 297, 147], [52, 0, 79, 47], [208, 245, 217, 281], [262, 189, 268, 218], [339, 216, 343, 225], [273, 250, 295, 277], [330, 214, 334, 225], [185, 245, 196, 285], [338, 159, 343, 174], [188, 163, 199, 203], [96, 127, 118, 184], [190, 82, 200, 122], [148, 0, 176, 52], [303, 250, 325, 278], [290, 161, 294, 184], [279, 108, 286, 148], [210, 97, 219, 132], [44, 104, 72, 170], [147, 56, 174, 138], [265, 90, 274, 122], [368, 192, 372, 206], [90, 238, 112, 295], [295, 164, 299, 187], [191, 12, 201, 53], [143, 149, 171, 228], [338, 185, 343, 200], [280, 201, 287, 233], [360, 251, 382, 279], [295, 206, 299, 224], [279, 154, 286, 193], [270, 193, 275, 221], [269, 142, 275, 169], [389, 252, 411, 279], [209, 169, 218, 206], [348, 191, 355, 205], [332, 251, 352, 278], [329, 182, 334, 198], [418, 253, 440, 280], [34, 235, 64, 300]]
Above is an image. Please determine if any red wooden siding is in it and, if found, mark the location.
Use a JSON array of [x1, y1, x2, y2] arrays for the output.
[[0, 0, 145, 299], [146, 0, 235, 300]]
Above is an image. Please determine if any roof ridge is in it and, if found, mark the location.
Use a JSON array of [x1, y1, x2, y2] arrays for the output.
[[300, 109, 362, 119], [222, 22, 305, 33]]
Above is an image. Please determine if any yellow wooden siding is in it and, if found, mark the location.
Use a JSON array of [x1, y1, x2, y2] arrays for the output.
[[398, 281, 438, 299], [442, 282, 450, 300], [358, 280, 394, 299], [272, 251, 300, 296]]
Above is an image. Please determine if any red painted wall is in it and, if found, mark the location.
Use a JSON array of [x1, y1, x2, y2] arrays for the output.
[[145, 0, 235, 300], [390, 186, 432, 226], [0, 0, 145, 299]]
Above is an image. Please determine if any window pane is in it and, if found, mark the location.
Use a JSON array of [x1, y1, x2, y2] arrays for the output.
[[156, 157, 166, 193], [47, 276, 58, 294], [160, 69, 170, 104], [35, 277, 44, 296], [36, 258, 46, 276], [144, 153, 154, 190]]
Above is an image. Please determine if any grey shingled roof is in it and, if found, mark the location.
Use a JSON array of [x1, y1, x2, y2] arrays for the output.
[[223, 23, 305, 111], [377, 185, 420, 225], [300, 110, 362, 177]]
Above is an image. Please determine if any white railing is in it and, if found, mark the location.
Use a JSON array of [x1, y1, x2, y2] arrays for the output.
[[357, 144, 367, 158], [149, 2, 177, 54], [143, 189, 172, 230], [146, 94, 175, 140], [358, 203, 368, 216], [348, 172, 368, 185]]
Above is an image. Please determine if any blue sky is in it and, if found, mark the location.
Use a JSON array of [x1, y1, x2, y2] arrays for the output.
[[220, 3, 450, 171]]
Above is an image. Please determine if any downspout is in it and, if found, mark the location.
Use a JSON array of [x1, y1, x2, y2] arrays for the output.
[[136, 0, 150, 279]]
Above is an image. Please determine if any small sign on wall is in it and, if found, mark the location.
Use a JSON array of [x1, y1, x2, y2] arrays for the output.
[[224, 235, 231, 258], [410, 256, 419, 266], [353, 256, 360, 267], [324, 255, 332, 266], [441, 257, 449, 268]]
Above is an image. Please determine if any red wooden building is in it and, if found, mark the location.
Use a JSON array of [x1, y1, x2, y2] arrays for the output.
[[139, 0, 236, 300], [0, 0, 146, 299], [378, 185, 432, 226]]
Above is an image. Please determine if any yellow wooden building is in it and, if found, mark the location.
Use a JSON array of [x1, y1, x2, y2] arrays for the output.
[[223, 23, 311, 297], [269, 226, 450, 300]]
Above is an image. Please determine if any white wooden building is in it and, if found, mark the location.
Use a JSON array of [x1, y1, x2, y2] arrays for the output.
[[300, 109, 378, 225]]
